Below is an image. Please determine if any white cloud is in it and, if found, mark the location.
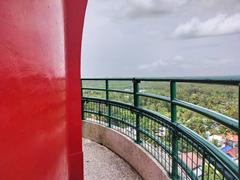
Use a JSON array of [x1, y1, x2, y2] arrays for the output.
[[138, 56, 233, 71], [172, 55, 184, 62], [138, 56, 184, 70], [138, 59, 167, 70], [172, 13, 240, 38], [200, 0, 240, 8]]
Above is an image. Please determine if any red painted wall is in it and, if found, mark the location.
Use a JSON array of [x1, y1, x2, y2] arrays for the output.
[[0, 0, 87, 179]]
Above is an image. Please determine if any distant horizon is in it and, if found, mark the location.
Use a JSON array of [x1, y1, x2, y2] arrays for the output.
[[81, 75, 240, 78]]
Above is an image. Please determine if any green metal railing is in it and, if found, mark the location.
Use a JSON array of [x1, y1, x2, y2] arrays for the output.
[[81, 77, 240, 180]]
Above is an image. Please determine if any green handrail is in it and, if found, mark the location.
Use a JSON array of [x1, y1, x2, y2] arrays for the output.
[[81, 76, 240, 84], [173, 99, 239, 131], [81, 77, 240, 180]]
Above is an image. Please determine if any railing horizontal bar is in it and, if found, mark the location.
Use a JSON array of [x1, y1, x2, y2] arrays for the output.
[[138, 77, 240, 85], [139, 108, 173, 126], [108, 89, 133, 94], [173, 99, 239, 131], [83, 96, 173, 126], [83, 110, 136, 128], [177, 124, 239, 179], [82, 87, 106, 91], [138, 93, 171, 102], [82, 88, 134, 95], [84, 110, 107, 117], [83, 97, 134, 110], [83, 97, 107, 104], [81, 76, 240, 85], [81, 78, 133, 81], [83, 96, 176, 127], [83, 96, 238, 132]]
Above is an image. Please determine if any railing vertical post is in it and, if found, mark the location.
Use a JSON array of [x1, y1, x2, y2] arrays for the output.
[[170, 81, 178, 180], [133, 78, 140, 144], [238, 84, 240, 174], [106, 80, 111, 128], [81, 79, 85, 120]]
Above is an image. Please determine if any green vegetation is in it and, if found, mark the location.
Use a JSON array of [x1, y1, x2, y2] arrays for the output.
[[82, 80, 239, 138]]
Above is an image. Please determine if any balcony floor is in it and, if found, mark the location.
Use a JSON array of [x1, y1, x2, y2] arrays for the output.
[[83, 138, 142, 180]]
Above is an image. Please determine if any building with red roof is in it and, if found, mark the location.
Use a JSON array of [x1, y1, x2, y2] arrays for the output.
[[226, 148, 238, 159]]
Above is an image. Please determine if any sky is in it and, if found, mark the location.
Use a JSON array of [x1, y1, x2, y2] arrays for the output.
[[81, 0, 240, 77]]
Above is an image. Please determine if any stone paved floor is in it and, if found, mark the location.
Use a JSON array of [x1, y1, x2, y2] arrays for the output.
[[83, 138, 142, 180]]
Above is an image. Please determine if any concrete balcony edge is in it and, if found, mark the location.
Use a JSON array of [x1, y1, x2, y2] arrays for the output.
[[82, 120, 170, 180]]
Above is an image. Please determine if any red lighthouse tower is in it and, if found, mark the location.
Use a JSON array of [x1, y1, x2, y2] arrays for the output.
[[0, 0, 87, 179]]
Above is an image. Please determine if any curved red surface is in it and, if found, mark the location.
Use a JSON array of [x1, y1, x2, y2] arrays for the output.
[[0, 0, 87, 179]]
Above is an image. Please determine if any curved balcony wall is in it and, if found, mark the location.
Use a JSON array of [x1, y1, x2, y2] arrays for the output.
[[82, 120, 169, 180]]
